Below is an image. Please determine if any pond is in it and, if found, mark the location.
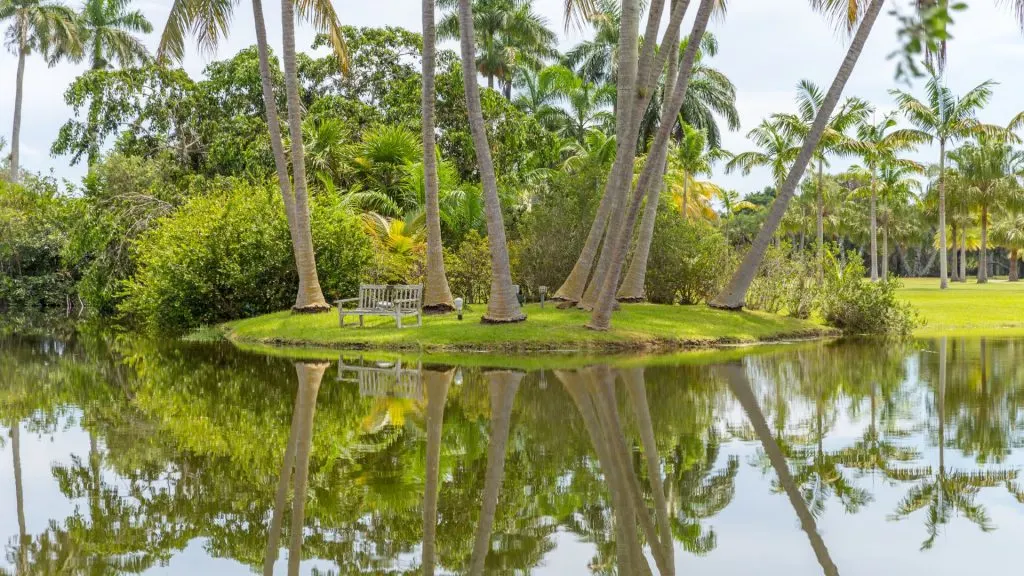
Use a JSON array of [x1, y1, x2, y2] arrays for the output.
[[2, 334, 1023, 575]]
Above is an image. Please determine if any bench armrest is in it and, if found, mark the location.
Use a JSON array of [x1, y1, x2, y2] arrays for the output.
[[336, 298, 359, 309]]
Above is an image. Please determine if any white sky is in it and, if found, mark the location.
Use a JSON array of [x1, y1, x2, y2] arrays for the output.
[[1, 0, 1022, 194]]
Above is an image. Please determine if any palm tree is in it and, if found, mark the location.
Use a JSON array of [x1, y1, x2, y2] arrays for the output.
[[991, 212, 1024, 281], [876, 161, 924, 279], [726, 118, 800, 192], [773, 80, 869, 282], [421, 368, 453, 576], [718, 188, 757, 220], [948, 136, 1024, 283], [851, 113, 927, 280], [1, 0, 81, 183], [891, 75, 995, 289], [439, 0, 557, 99], [563, 0, 619, 86], [422, 0, 456, 312], [79, 0, 151, 70], [710, 0, 887, 310], [159, 0, 346, 312], [455, 0, 526, 322]]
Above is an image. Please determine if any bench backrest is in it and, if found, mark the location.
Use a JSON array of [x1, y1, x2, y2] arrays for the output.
[[358, 284, 388, 309], [391, 284, 423, 309]]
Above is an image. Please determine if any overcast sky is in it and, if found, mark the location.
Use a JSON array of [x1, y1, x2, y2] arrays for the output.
[[1, 0, 1022, 194]]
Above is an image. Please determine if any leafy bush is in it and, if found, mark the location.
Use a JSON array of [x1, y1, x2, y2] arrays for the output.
[[645, 204, 734, 304], [746, 241, 817, 317], [819, 251, 920, 335], [446, 230, 492, 304], [123, 184, 371, 332]]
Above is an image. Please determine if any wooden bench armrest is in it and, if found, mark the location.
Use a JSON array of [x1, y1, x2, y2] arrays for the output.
[[336, 298, 359, 309]]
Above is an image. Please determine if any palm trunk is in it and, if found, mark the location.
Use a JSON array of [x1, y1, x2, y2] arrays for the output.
[[816, 159, 824, 284], [421, 0, 455, 312], [287, 362, 326, 576], [722, 363, 840, 576], [263, 371, 304, 576], [870, 168, 878, 281], [978, 205, 988, 283], [949, 223, 959, 282], [710, 0, 884, 309], [616, 19, 681, 303], [1009, 254, 1019, 281], [959, 224, 966, 282], [938, 139, 949, 289], [881, 218, 889, 279], [9, 36, 27, 183], [468, 371, 522, 576], [587, 0, 716, 329], [11, 422, 27, 573], [280, 0, 329, 312], [457, 0, 525, 323], [422, 369, 453, 576]]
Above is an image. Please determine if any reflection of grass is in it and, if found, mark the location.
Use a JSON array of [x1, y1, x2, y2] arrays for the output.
[[897, 278, 1024, 336], [222, 303, 833, 356]]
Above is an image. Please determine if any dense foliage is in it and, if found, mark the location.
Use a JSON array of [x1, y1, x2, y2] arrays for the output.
[[645, 206, 733, 305]]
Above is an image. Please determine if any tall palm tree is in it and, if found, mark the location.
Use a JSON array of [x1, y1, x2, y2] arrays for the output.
[[455, 0, 526, 322], [948, 136, 1024, 283], [773, 81, 869, 282], [422, 0, 455, 312], [439, 0, 557, 99], [875, 161, 923, 279], [891, 75, 995, 289], [159, 0, 346, 312], [991, 212, 1024, 281], [726, 118, 800, 192], [563, 0, 619, 86], [79, 0, 151, 70], [1, 0, 81, 183], [851, 113, 927, 280], [421, 368, 453, 576], [711, 0, 887, 310]]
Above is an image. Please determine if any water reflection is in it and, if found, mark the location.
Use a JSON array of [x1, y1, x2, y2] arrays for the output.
[[6, 336, 1024, 573]]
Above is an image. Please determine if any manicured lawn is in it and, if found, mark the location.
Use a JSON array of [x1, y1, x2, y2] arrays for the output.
[[897, 277, 1024, 336], [223, 302, 833, 353]]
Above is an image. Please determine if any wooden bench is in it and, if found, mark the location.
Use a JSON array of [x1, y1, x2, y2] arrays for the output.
[[336, 284, 423, 329]]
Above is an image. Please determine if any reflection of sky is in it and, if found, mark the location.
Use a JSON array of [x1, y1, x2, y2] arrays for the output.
[[4, 347, 1024, 575]]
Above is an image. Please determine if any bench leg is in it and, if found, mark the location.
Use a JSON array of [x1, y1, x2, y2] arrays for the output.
[[359, 315, 364, 328], [339, 310, 344, 327], [417, 312, 422, 327]]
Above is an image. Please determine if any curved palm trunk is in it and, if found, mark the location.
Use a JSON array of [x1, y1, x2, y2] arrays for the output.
[[287, 362, 326, 575], [816, 160, 825, 284], [421, 0, 455, 313], [870, 170, 879, 281], [468, 371, 522, 576], [978, 205, 988, 283], [281, 0, 329, 312], [617, 22, 681, 303], [710, 0, 885, 309], [722, 363, 840, 576], [456, 0, 525, 323], [422, 369, 453, 576], [938, 140, 949, 289], [9, 35, 27, 183]]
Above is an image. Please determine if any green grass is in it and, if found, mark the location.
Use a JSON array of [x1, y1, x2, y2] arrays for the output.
[[897, 277, 1024, 336], [223, 302, 833, 355]]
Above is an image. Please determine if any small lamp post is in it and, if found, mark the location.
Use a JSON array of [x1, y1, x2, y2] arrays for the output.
[[454, 297, 464, 321], [454, 368, 464, 386], [539, 286, 548, 309]]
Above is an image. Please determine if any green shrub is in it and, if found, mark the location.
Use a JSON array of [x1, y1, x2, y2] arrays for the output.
[[446, 230, 492, 304], [819, 251, 920, 335], [645, 206, 734, 305], [746, 241, 817, 317], [123, 184, 371, 332]]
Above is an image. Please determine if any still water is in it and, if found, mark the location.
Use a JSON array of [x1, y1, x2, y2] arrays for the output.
[[2, 335, 1024, 575]]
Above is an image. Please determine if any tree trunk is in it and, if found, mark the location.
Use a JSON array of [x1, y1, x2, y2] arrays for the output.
[[422, 369, 453, 576], [870, 168, 878, 281], [881, 219, 888, 279], [1010, 255, 1019, 282], [286, 362, 326, 575], [949, 223, 959, 282], [263, 369, 303, 576], [709, 0, 884, 309], [281, 0, 329, 312], [456, 0, 525, 322], [587, 0, 715, 329], [722, 363, 840, 576], [468, 372, 522, 576], [938, 139, 949, 289], [421, 0, 455, 313], [11, 422, 27, 573], [816, 159, 824, 284], [978, 205, 988, 283], [616, 16, 681, 303], [9, 36, 27, 183], [959, 224, 967, 282]]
